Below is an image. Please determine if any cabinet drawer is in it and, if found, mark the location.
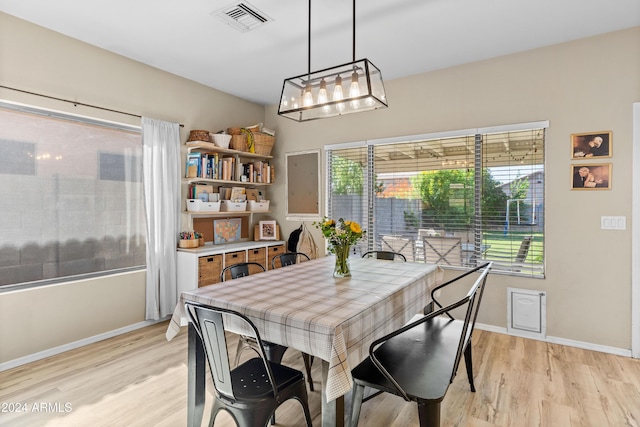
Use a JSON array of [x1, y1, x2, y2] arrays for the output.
[[225, 250, 247, 266], [198, 254, 222, 287], [267, 244, 286, 269], [247, 247, 266, 270]]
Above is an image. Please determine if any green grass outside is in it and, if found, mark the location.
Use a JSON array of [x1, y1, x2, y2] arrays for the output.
[[481, 231, 544, 264]]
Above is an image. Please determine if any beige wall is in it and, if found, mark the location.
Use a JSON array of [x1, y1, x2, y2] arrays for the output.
[[266, 27, 640, 350], [0, 12, 265, 364]]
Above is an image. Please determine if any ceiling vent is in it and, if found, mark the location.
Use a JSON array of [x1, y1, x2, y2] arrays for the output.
[[213, 2, 273, 33]]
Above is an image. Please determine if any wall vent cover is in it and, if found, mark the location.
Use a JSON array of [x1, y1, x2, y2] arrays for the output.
[[212, 2, 273, 33]]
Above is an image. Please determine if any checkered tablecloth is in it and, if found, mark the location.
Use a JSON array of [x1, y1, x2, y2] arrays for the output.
[[166, 256, 442, 402]]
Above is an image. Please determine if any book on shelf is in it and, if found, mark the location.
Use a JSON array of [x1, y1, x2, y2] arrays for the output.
[[246, 160, 273, 184], [230, 186, 245, 201], [186, 152, 201, 178], [189, 184, 214, 199], [245, 188, 267, 202]]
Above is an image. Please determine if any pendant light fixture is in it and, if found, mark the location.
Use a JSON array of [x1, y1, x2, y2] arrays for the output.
[[278, 0, 388, 121]]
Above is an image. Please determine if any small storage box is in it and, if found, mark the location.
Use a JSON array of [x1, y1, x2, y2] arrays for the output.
[[247, 200, 270, 212], [220, 200, 247, 212], [186, 199, 221, 212]]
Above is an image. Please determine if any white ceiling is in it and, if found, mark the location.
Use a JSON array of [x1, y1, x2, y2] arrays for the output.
[[1, 0, 639, 106]]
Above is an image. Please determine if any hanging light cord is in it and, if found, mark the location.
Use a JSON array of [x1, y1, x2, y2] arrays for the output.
[[352, 0, 356, 62], [308, 0, 312, 78]]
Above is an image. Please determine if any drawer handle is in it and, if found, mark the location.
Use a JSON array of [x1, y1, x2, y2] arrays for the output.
[[253, 250, 259, 254], [207, 257, 214, 262], [232, 254, 238, 258]]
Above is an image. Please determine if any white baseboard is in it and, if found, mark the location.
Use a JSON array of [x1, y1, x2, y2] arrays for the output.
[[476, 323, 632, 358], [0, 318, 168, 372]]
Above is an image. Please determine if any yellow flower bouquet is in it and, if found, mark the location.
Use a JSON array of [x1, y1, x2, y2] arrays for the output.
[[315, 217, 366, 277]]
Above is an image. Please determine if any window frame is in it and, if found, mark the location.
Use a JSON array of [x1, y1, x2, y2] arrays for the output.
[[325, 121, 547, 277], [0, 100, 145, 291]]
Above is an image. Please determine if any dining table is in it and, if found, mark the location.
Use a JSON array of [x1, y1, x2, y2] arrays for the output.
[[166, 256, 443, 427]]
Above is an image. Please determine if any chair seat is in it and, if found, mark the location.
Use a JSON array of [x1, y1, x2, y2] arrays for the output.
[[351, 315, 463, 403], [232, 358, 306, 400]]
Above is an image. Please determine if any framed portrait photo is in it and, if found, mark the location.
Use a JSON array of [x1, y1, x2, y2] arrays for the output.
[[571, 131, 612, 159], [259, 220, 277, 240], [571, 163, 611, 190]]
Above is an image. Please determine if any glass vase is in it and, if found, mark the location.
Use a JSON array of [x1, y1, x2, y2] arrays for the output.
[[333, 244, 351, 278]]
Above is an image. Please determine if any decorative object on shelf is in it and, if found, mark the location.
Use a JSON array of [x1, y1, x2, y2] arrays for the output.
[[187, 130, 211, 142], [278, 0, 387, 122], [211, 131, 232, 149], [315, 217, 366, 277], [179, 231, 202, 248], [228, 127, 275, 156], [259, 220, 278, 240], [213, 218, 243, 244], [254, 224, 280, 241]]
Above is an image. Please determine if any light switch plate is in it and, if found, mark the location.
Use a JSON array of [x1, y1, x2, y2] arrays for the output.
[[601, 216, 626, 230]]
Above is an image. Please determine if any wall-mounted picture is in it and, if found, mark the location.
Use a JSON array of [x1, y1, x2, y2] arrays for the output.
[[571, 131, 612, 159], [259, 220, 277, 240], [213, 218, 242, 244], [571, 164, 611, 190]]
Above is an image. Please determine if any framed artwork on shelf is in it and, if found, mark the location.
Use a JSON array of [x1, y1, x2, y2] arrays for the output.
[[259, 220, 277, 240], [571, 163, 611, 190], [571, 131, 612, 159], [213, 218, 242, 244]]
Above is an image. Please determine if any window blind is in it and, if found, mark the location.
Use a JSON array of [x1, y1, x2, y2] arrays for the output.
[[326, 123, 545, 276]]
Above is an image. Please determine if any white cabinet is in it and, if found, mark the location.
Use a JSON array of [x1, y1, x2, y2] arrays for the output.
[[177, 241, 286, 294]]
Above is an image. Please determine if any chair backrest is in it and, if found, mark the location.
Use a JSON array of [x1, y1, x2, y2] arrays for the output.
[[184, 302, 277, 400], [271, 252, 310, 269], [429, 262, 492, 383], [361, 251, 407, 261], [220, 262, 265, 282], [380, 235, 415, 262], [368, 262, 492, 400], [422, 236, 462, 265], [515, 236, 533, 263]]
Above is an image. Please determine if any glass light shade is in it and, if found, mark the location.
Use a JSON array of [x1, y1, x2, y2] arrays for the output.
[[278, 59, 387, 121]]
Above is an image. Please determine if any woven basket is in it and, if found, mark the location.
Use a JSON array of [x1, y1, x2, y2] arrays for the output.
[[253, 132, 275, 156], [187, 130, 210, 142], [227, 127, 243, 135], [230, 134, 247, 151]]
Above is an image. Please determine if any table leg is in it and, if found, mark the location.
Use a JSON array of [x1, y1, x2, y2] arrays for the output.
[[188, 323, 206, 427], [321, 360, 345, 427]]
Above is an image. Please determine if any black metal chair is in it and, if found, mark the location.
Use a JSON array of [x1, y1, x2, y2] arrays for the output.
[[220, 261, 266, 282], [185, 302, 313, 427], [361, 251, 407, 261], [271, 251, 311, 269], [349, 262, 493, 427]]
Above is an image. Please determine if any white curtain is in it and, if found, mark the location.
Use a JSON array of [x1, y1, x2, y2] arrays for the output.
[[142, 117, 181, 320]]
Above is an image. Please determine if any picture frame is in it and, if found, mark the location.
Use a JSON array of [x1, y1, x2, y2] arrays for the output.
[[213, 218, 242, 244], [571, 163, 611, 190], [259, 220, 277, 240], [571, 131, 612, 159]]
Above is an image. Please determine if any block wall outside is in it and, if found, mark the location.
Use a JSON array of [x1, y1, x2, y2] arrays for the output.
[[0, 174, 146, 286]]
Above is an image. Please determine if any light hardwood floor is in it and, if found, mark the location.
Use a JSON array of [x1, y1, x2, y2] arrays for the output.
[[1, 321, 639, 427]]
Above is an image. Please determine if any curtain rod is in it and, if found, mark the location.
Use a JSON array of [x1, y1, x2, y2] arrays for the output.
[[0, 85, 184, 127]]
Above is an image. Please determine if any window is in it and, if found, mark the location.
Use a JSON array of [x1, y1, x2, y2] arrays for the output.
[[326, 122, 546, 276], [0, 101, 145, 289]]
